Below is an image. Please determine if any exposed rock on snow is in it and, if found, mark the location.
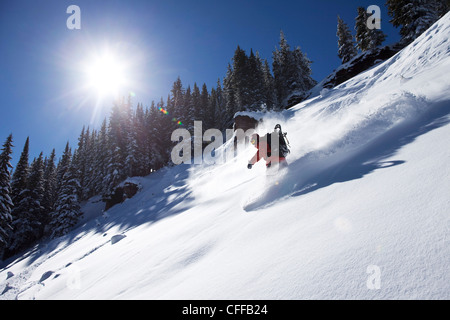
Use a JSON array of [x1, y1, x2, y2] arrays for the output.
[[111, 234, 126, 245]]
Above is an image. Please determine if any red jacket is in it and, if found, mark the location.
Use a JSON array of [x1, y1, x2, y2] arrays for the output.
[[249, 136, 286, 167]]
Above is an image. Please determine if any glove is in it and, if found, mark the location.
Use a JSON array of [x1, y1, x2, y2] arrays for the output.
[[247, 163, 253, 169]]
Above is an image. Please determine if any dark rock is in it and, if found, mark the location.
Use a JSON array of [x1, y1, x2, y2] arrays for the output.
[[320, 43, 406, 90], [104, 181, 140, 211], [234, 115, 260, 132]]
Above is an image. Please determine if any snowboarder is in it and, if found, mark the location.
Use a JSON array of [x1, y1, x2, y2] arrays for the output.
[[247, 124, 290, 170]]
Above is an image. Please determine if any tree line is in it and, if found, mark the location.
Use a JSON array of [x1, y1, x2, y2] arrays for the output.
[[336, 1, 449, 64]]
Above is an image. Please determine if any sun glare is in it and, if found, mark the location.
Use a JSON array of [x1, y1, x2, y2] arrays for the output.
[[84, 50, 127, 98]]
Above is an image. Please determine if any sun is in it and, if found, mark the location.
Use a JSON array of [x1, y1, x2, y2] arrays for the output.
[[84, 50, 127, 98]]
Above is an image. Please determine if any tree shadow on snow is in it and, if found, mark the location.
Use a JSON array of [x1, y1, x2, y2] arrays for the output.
[[1, 165, 195, 270], [245, 101, 450, 211]]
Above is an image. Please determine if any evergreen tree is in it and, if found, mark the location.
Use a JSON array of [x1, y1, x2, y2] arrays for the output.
[[367, 25, 387, 50], [82, 129, 96, 199], [0, 134, 14, 257], [133, 103, 149, 176], [41, 149, 57, 233], [387, 0, 443, 43], [294, 46, 317, 92], [7, 137, 30, 257], [262, 60, 277, 110], [107, 99, 128, 180], [356, 7, 387, 52], [231, 45, 252, 111], [438, 1, 450, 16], [223, 63, 236, 122], [246, 50, 264, 111], [10, 137, 29, 209], [200, 83, 210, 131], [92, 119, 109, 195], [208, 87, 219, 129], [273, 31, 316, 108], [169, 77, 185, 124], [74, 126, 87, 199], [56, 143, 71, 192], [184, 86, 195, 134], [213, 79, 228, 130], [144, 102, 157, 173], [103, 98, 132, 197], [355, 7, 371, 52], [9, 152, 45, 254], [192, 83, 202, 122], [337, 15, 358, 63], [125, 124, 139, 177], [50, 155, 82, 238], [150, 97, 172, 168]]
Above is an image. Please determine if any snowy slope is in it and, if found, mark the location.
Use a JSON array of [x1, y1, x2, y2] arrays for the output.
[[1, 13, 450, 300]]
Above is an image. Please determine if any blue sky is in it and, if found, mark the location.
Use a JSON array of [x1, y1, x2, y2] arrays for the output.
[[0, 0, 400, 166]]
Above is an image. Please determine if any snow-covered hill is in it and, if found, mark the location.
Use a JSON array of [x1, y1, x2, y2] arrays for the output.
[[1, 13, 450, 300]]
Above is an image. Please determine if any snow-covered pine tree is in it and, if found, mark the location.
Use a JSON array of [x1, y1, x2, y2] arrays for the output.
[[169, 77, 185, 125], [103, 140, 123, 200], [213, 79, 229, 130], [208, 87, 219, 129], [41, 149, 57, 233], [50, 154, 81, 238], [355, 7, 387, 52], [387, 0, 443, 43], [438, 1, 450, 16], [337, 15, 358, 63], [204, 84, 218, 130], [247, 50, 266, 111], [125, 123, 139, 178], [145, 101, 160, 171], [355, 7, 371, 52], [272, 31, 316, 108], [367, 26, 387, 50], [144, 102, 157, 173], [103, 99, 131, 197], [262, 59, 277, 111], [108, 99, 127, 175], [93, 119, 108, 195], [272, 30, 292, 107], [56, 142, 72, 194], [183, 86, 195, 134], [10, 137, 29, 205], [191, 82, 202, 122], [9, 152, 45, 254], [74, 126, 87, 200], [294, 47, 317, 94], [0, 134, 14, 258], [223, 63, 236, 124], [231, 46, 251, 111], [144, 97, 171, 171], [133, 103, 149, 176], [82, 129, 96, 199], [199, 83, 210, 132], [6, 137, 30, 257]]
